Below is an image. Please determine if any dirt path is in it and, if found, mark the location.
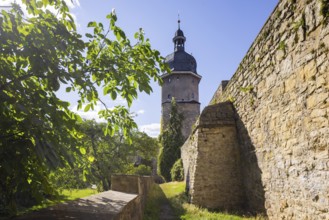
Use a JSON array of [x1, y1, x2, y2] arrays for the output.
[[159, 200, 179, 220]]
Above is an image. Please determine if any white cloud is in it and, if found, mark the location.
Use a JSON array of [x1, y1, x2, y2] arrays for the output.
[[137, 109, 145, 115], [139, 123, 160, 138]]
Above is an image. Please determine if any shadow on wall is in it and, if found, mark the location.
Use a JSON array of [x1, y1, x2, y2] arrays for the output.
[[234, 108, 267, 215]]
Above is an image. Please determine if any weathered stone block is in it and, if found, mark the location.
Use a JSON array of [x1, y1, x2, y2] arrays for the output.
[[307, 92, 328, 109], [285, 74, 296, 92], [303, 60, 317, 79]]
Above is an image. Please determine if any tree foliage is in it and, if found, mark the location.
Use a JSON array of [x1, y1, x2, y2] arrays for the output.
[[0, 0, 167, 215], [52, 120, 160, 192], [158, 98, 184, 181], [170, 159, 184, 181]]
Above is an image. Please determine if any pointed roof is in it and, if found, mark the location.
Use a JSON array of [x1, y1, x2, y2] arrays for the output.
[[165, 19, 198, 74]]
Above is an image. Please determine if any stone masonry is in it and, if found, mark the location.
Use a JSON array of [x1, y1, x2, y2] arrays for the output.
[[182, 0, 329, 219], [181, 102, 245, 211]]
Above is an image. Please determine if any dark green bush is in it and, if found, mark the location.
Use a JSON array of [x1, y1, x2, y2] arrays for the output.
[[158, 98, 184, 182], [170, 159, 184, 181], [128, 164, 152, 176]]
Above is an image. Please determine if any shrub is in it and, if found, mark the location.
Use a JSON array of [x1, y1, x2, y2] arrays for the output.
[[127, 164, 152, 176], [170, 159, 184, 181], [153, 174, 166, 184]]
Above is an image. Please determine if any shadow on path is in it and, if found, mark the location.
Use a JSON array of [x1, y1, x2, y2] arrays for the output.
[[13, 190, 137, 220], [159, 201, 178, 220], [144, 184, 180, 220]]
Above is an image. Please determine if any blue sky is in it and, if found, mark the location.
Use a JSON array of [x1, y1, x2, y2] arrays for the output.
[[60, 1, 279, 137]]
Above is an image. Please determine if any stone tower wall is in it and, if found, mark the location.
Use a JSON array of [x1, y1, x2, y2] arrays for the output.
[[162, 101, 200, 139], [161, 71, 201, 139], [182, 0, 329, 219], [161, 72, 200, 103]]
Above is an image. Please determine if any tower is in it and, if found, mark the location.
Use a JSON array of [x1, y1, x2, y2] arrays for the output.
[[161, 20, 201, 139]]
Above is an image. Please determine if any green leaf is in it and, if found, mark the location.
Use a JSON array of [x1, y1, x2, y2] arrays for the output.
[[82, 170, 87, 181], [103, 86, 110, 95], [85, 33, 93, 38], [115, 30, 121, 41], [92, 74, 97, 82], [30, 137, 36, 146], [87, 21, 97, 27], [134, 32, 139, 39], [66, 87, 71, 92], [79, 147, 86, 155], [42, 0, 49, 6], [104, 125, 108, 136], [36, 1, 43, 8], [88, 156, 95, 162], [111, 91, 117, 100], [84, 104, 91, 112]]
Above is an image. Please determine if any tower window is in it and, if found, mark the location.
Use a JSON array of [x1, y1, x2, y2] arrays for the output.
[[168, 94, 171, 99], [168, 78, 171, 83], [177, 76, 180, 80], [192, 93, 194, 99], [192, 79, 194, 83]]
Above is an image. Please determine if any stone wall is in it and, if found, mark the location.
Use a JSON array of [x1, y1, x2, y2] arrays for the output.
[[181, 102, 245, 211], [183, 0, 329, 219], [114, 195, 142, 220], [111, 175, 154, 220]]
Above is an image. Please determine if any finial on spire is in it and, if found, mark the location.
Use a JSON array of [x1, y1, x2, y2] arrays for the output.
[[173, 13, 186, 52]]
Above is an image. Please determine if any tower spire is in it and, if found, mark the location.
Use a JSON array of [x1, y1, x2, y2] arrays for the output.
[[173, 15, 186, 52], [178, 13, 180, 29]]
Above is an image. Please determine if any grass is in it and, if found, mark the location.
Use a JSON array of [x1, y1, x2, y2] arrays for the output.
[[144, 181, 266, 220], [17, 188, 98, 215], [160, 181, 186, 198], [60, 188, 98, 201], [143, 183, 169, 220]]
